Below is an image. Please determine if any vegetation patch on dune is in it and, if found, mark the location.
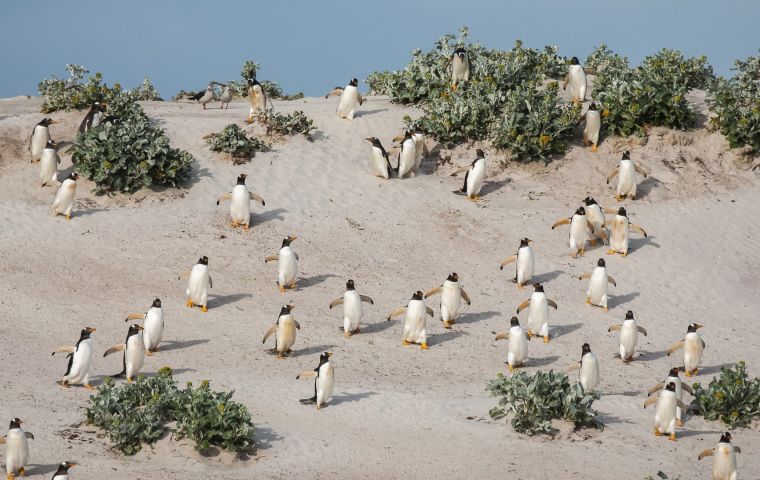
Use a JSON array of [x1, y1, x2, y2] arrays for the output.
[[709, 51, 760, 154], [690, 361, 760, 428], [256, 109, 317, 141], [206, 123, 270, 163]]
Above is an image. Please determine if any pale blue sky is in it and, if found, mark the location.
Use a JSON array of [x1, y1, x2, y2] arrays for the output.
[[2, 0, 758, 99]]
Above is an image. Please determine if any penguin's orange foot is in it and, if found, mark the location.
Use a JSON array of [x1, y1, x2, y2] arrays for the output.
[[676, 419, 684, 427], [543, 336, 550, 344], [603, 307, 609, 312], [245, 116, 254, 124], [685, 370, 692, 377], [691, 368, 699, 376], [146, 351, 155, 356], [243, 224, 249, 231], [607, 249, 616, 255], [615, 196, 624, 202], [354, 328, 360, 334], [579, 249, 586, 257], [186, 299, 193, 308], [591, 144, 598, 152], [127, 378, 133, 384], [61, 381, 70, 388], [344, 331, 351, 338], [316, 404, 322, 410], [17, 468, 24, 477], [517, 283, 524, 289], [201, 305, 208, 312], [402, 339, 411, 346], [420, 342, 429, 350], [7, 473, 14, 480], [507, 364, 515, 373], [66, 214, 71, 220], [232, 221, 239, 228], [669, 433, 677, 441], [622, 252, 628, 257], [278, 284, 286, 293], [654, 428, 662, 436], [290, 283, 297, 290], [84, 383, 96, 391], [590, 239, 597, 246], [451, 84, 458, 92], [585, 298, 592, 305]]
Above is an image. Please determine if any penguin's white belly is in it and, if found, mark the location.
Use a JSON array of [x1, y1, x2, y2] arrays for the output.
[[402, 301, 427, 344], [276, 316, 297, 353], [230, 185, 251, 224], [466, 159, 486, 197], [316, 362, 334, 406], [617, 160, 637, 197], [713, 445, 737, 480], [31, 126, 49, 161], [337, 86, 360, 119], [654, 393, 677, 434], [508, 327, 528, 366], [398, 140, 416, 177], [4, 429, 29, 474], [619, 321, 638, 360], [452, 57, 469, 81], [527, 294, 549, 337], [412, 134, 424, 170], [40, 149, 59, 185], [584, 111, 600, 145], [126, 333, 145, 379], [609, 217, 629, 253], [568, 66, 587, 100], [249, 85, 265, 114], [343, 291, 362, 332], [579, 354, 599, 392], [278, 248, 298, 286], [440, 282, 461, 322], [569, 215, 588, 252], [65, 339, 93, 383], [370, 147, 389, 179], [516, 247, 534, 285], [587, 268, 608, 307], [666, 376, 684, 420], [586, 204, 606, 237], [52, 180, 76, 216], [684, 334, 703, 372], [187, 266, 209, 306], [143, 308, 164, 351]]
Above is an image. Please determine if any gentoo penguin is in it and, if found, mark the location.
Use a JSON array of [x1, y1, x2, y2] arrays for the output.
[[179, 256, 212, 312], [644, 382, 686, 441], [450, 149, 486, 200], [216, 173, 266, 230], [583, 102, 601, 152], [668, 323, 705, 377], [565, 343, 599, 392], [648, 367, 693, 427], [219, 85, 232, 109], [125, 298, 163, 355], [262, 305, 300, 358], [516, 283, 557, 343], [494, 317, 530, 372], [563, 56, 587, 103], [77, 102, 107, 134], [412, 131, 428, 171], [446, 47, 471, 91], [396, 131, 417, 178], [326, 78, 363, 120], [364, 137, 393, 180], [104, 324, 146, 382], [329, 279, 374, 337], [582, 197, 615, 244], [30, 118, 58, 163], [51, 172, 78, 220], [246, 76, 266, 122], [579, 258, 616, 311], [499, 238, 535, 288], [198, 84, 214, 110], [39, 139, 61, 186], [552, 206, 600, 258], [424, 272, 471, 329], [607, 207, 647, 256], [1, 418, 34, 479], [297, 352, 334, 410], [387, 291, 434, 350], [608, 311, 648, 362], [264, 236, 299, 293], [51, 326, 96, 390], [51, 461, 77, 480], [606, 151, 649, 201], [698, 432, 741, 480]]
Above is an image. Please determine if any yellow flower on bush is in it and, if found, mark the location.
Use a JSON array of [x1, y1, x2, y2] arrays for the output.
[[539, 134, 551, 146], [714, 391, 724, 399], [602, 109, 610, 117]]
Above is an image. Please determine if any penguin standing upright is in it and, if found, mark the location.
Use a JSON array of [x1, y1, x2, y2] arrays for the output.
[[606, 151, 649, 201], [582, 197, 613, 244], [648, 367, 693, 426], [668, 323, 705, 377], [387, 291, 434, 350], [396, 131, 417, 178], [104, 324, 146, 382], [51, 172, 78, 220], [198, 84, 214, 110], [579, 258, 616, 311], [1, 418, 34, 479], [125, 299, 164, 355], [217, 173, 266, 230], [262, 305, 300, 358], [644, 382, 686, 441], [365, 137, 393, 179], [265, 236, 299, 293], [297, 352, 334, 410], [516, 283, 557, 343], [412, 130, 428, 171], [39, 139, 61, 186], [608, 311, 648, 362], [51, 327, 96, 390], [698, 432, 741, 480], [607, 207, 648, 256], [446, 47, 471, 91], [494, 317, 530, 372], [424, 272, 471, 329], [450, 149, 486, 200], [179, 256, 212, 312], [326, 79, 363, 120], [583, 102, 601, 152], [51, 462, 77, 480], [329, 280, 374, 337], [565, 343, 599, 392], [563, 56, 587, 103], [77, 102, 107, 134], [246, 76, 266, 122], [499, 238, 535, 288], [219, 85, 232, 109], [552, 206, 600, 258], [30, 118, 58, 163]]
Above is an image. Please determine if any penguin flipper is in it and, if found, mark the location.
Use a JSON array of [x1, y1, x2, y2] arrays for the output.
[[264, 255, 279, 263], [606, 167, 619, 184], [177, 269, 191, 280], [249, 192, 266, 206], [52, 345, 76, 356], [460, 289, 471, 305], [697, 448, 714, 460], [262, 325, 277, 344], [494, 332, 509, 341], [25, 432, 34, 440], [629, 224, 648, 237], [78, 109, 93, 134], [449, 165, 469, 177], [734, 446, 742, 454], [564, 362, 580, 373], [103, 344, 125, 357], [360, 295, 374, 305], [547, 299, 558, 310], [607, 275, 617, 286], [643, 396, 659, 408], [423, 287, 442, 298], [681, 383, 694, 395], [325, 88, 343, 98], [125, 313, 146, 321], [634, 164, 649, 177], [607, 325, 622, 332], [562, 74, 569, 91], [637, 326, 648, 336], [391, 134, 405, 143], [647, 383, 665, 396], [297, 371, 317, 380], [516, 299, 531, 314], [667, 341, 684, 355], [551, 218, 571, 229], [386, 306, 406, 321], [425, 306, 434, 317], [329, 297, 344, 309], [216, 192, 231, 205], [294, 320, 301, 330], [461, 170, 469, 193], [499, 255, 517, 270]]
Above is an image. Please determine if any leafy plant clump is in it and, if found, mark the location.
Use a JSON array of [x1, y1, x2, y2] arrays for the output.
[[132, 76, 162, 101], [691, 361, 760, 428], [38, 64, 123, 113], [257, 109, 317, 140], [86, 367, 255, 455], [486, 370, 601, 435], [206, 123, 270, 162], [709, 51, 760, 154]]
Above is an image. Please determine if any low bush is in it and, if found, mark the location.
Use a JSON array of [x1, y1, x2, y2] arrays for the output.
[[38, 64, 122, 113], [708, 52, 760, 154], [132, 76, 162, 101], [206, 123, 270, 162], [690, 361, 760, 428], [257, 109, 317, 140]]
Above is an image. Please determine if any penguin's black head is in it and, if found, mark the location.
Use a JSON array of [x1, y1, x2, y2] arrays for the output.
[[346, 279, 355, 290], [597, 258, 606, 268], [617, 207, 627, 217], [720, 432, 732, 443], [576, 206, 586, 216], [625, 310, 634, 320], [403, 130, 413, 140], [668, 367, 681, 377], [349, 78, 358, 87], [365, 137, 382, 148], [533, 283, 544, 293], [622, 150, 631, 160], [282, 236, 297, 247], [510, 316, 520, 327], [45, 139, 58, 149], [665, 382, 676, 392], [80, 327, 96, 340], [247, 77, 260, 87], [152, 298, 162, 308], [9, 418, 22, 429], [98, 102, 108, 112], [570, 56, 580, 65], [583, 196, 597, 206], [581, 343, 591, 356], [127, 324, 144, 336], [447, 272, 459, 282], [236, 173, 247, 185], [68, 172, 79, 181], [520, 238, 532, 248], [54, 462, 77, 476], [588, 102, 597, 111], [102, 115, 120, 126], [198, 256, 209, 265], [280, 304, 295, 316], [39, 118, 58, 127], [476, 148, 485, 158], [319, 351, 333, 365], [412, 291, 423, 301], [687, 323, 703, 333]]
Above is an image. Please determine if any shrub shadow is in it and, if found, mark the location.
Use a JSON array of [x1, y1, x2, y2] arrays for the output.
[[254, 426, 284, 452]]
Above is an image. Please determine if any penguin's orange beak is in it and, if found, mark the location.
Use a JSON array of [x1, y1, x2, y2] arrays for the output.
[[694, 323, 703, 330], [136, 325, 144, 331], [49, 120, 60, 124]]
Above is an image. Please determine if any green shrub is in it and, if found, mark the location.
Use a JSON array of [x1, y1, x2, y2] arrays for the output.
[[206, 123, 270, 162], [709, 52, 760, 154], [38, 64, 123, 113], [690, 361, 760, 428], [258, 109, 317, 140], [486, 370, 601, 435], [132, 76, 162, 101]]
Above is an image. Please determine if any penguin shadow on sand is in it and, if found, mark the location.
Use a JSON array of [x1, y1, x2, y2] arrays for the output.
[[637, 349, 670, 362], [428, 329, 466, 346], [326, 391, 377, 407], [352, 108, 387, 118], [298, 273, 338, 289], [628, 234, 660, 254], [89, 368, 197, 385], [531, 270, 565, 284], [252, 208, 287, 227], [698, 363, 737, 376], [290, 344, 336, 358], [606, 291, 640, 309], [158, 338, 210, 352], [207, 292, 252, 308], [24, 464, 61, 476], [524, 355, 561, 368], [457, 310, 500, 325], [635, 176, 661, 199], [551, 322, 583, 338], [360, 318, 395, 334], [478, 178, 512, 198]]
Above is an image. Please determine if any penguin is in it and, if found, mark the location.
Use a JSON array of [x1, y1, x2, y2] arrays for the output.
[[396, 131, 417, 178], [450, 149, 486, 200], [424, 272, 471, 329], [648, 367, 694, 427], [565, 343, 599, 392], [30, 118, 58, 163], [583, 102, 601, 152], [125, 298, 163, 355], [516, 283, 557, 343], [607, 207, 647, 256], [563, 56, 587, 103], [607, 311, 648, 362], [578, 258, 616, 311], [179, 256, 212, 312], [606, 151, 649, 201], [668, 323, 705, 377], [246, 76, 266, 122], [264, 236, 299, 293], [216, 173, 266, 230], [582, 197, 616, 244], [329, 279, 374, 337], [387, 291, 434, 350], [51, 172, 78, 220], [552, 206, 600, 258], [262, 305, 300, 358], [51, 462, 77, 480], [365, 137, 393, 180], [644, 382, 686, 441], [698, 432, 741, 480], [446, 47, 471, 91], [39, 139, 61, 186], [412, 130, 428, 171], [499, 238, 535, 288], [219, 85, 232, 109], [1, 418, 34, 479], [77, 102, 107, 134], [297, 351, 334, 410], [104, 324, 146, 382], [326, 78, 363, 120], [494, 317, 530, 372], [51, 326, 96, 390], [198, 84, 214, 110]]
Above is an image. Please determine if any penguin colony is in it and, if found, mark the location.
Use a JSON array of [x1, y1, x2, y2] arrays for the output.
[[5, 54, 746, 480]]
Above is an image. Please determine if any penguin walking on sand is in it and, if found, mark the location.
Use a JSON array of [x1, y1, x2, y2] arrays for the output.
[[565, 343, 599, 392], [263, 305, 300, 358], [516, 283, 557, 343], [424, 272, 471, 329], [179, 256, 212, 312], [499, 238, 534, 288], [387, 291, 434, 350], [494, 317, 530, 372], [246, 76, 266, 122], [582, 197, 616, 244], [104, 324, 146, 382], [365, 137, 393, 179], [698, 432, 741, 480], [30, 118, 58, 163], [608, 311, 648, 362], [51, 462, 77, 480], [265, 236, 299, 293], [412, 131, 428, 171], [297, 352, 334, 410], [77, 102, 108, 134], [607, 207, 647, 257], [396, 131, 417, 178], [39, 139, 61, 186], [326, 78, 363, 120], [51, 327, 96, 390], [51, 172, 78, 220], [217, 173, 266, 230], [648, 367, 693, 427], [563, 56, 587, 104], [607, 151, 649, 201], [1, 418, 34, 480], [582, 102, 601, 152], [552, 206, 601, 258], [644, 382, 686, 441], [219, 84, 232, 109], [668, 323, 705, 377], [125, 299, 163, 355], [329, 280, 374, 337], [450, 149, 486, 200], [446, 47, 471, 91], [578, 258, 616, 311]]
